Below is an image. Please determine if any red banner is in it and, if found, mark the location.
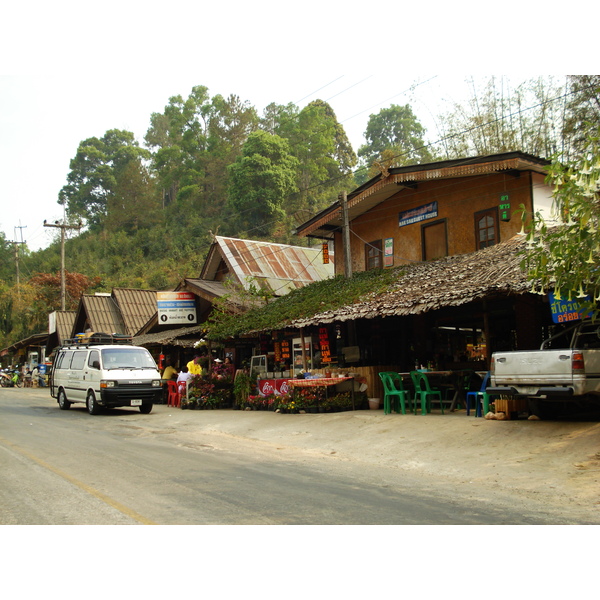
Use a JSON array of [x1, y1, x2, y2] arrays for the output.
[[257, 379, 292, 396]]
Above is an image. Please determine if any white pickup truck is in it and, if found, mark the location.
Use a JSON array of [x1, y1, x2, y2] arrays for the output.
[[488, 319, 600, 417]]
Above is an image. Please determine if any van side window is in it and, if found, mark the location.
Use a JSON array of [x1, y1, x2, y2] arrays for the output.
[[71, 351, 87, 370], [56, 350, 73, 369], [88, 350, 100, 368]]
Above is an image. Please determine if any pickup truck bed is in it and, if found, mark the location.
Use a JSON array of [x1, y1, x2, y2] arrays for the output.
[[489, 320, 600, 405]]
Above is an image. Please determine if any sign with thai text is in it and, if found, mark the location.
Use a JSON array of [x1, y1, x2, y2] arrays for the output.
[[319, 327, 332, 364], [549, 292, 590, 324], [399, 201, 438, 227], [384, 238, 394, 267], [157, 291, 197, 324]]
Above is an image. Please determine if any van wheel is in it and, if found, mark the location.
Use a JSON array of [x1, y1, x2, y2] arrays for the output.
[[86, 391, 102, 415], [58, 389, 71, 410], [139, 403, 153, 414]]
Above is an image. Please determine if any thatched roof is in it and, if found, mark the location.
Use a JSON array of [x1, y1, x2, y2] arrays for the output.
[[133, 324, 207, 348], [289, 234, 532, 328]]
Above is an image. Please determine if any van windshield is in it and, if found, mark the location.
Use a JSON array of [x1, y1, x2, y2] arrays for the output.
[[101, 348, 157, 370]]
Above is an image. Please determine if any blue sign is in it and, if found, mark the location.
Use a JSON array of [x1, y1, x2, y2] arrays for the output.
[[399, 201, 438, 227], [549, 292, 590, 324]]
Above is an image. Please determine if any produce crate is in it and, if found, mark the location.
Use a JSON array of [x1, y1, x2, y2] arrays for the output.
[[494, 398, 528, 419]]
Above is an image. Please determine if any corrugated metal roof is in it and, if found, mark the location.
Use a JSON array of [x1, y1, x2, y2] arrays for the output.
[[80, 295, 126, 334], [55, 311, 76, 344], [214, 236, 334, 295], [112, 288, 158, 336]]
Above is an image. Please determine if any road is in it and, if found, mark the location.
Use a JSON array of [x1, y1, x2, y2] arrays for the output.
[[0, 387, 596, 525]]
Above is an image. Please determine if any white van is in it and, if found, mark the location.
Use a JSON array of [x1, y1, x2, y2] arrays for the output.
[[49, 335, 162, 415]]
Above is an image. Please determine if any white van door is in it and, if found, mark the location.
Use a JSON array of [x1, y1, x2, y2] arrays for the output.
[[68, 350, 89, 401], [84, 349, 102, 397]]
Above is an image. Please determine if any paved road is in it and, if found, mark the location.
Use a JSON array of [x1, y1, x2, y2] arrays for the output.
[[0, 388, 589, 524]]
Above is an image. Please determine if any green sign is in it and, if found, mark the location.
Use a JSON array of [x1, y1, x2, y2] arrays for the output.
[[499, 194, 511, 221]]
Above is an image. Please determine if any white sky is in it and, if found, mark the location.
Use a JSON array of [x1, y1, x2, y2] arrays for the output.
[[1, 2, 595, 252]]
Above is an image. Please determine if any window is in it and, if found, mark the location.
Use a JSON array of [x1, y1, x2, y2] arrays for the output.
[[475, 208, 499, 250], [56, 350, 72, 369], [88, 350, 100, 368], [422, 220, 447, 260], [365, 239, 382, 270], [70, 351, 87, 370]]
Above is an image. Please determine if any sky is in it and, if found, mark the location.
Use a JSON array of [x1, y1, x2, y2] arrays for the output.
[[1, 2, 595, 252]]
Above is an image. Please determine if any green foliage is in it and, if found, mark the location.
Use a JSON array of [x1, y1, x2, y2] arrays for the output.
[[59, 129, 151, 229], [562, 76, 600, 160], [207, 267, 402, 340], [358, 104, 432, 172], [521, 134, 600, 316], [433, 76, 566, 159], [227, 131, 299, 235]]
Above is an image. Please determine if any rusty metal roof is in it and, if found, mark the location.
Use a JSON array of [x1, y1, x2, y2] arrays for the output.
[[112, 288, 158, 336], [201, 236, 334, 295]]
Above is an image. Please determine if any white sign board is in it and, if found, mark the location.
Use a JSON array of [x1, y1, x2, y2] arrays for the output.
[[157, 292, 197, 325]]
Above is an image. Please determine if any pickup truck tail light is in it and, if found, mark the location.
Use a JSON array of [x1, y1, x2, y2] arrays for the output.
[[490, 357, 495, 374], [572, 352, 585, 372]]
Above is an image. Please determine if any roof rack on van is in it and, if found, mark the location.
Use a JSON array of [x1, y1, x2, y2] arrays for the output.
[[63, 333, 133, 347]]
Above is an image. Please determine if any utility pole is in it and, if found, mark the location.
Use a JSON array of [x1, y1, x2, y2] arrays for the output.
[[339, 190, 352, 279], [338, 191, 357, 348], [11, 225, 26, 295], [43, 219, 81, 310]]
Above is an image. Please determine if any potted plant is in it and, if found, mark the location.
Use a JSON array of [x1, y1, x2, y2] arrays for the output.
[[233, 369, 252, 409]]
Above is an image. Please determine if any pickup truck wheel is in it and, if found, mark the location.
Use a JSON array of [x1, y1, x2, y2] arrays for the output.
[[86, 391, 102, 415], [139, 403, 153, 414], [58, 389, 71, 410]]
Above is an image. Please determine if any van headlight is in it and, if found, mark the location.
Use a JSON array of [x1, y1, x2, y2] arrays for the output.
[[100, 380, 117, 388], [152, 380, 162, 387]]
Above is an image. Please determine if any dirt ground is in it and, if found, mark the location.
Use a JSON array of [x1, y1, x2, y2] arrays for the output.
[[133, 401, 600, 523]]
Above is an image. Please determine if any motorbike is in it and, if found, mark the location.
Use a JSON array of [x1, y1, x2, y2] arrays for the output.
[[0, 369, 22, 388], [1, 371, 14, 387]]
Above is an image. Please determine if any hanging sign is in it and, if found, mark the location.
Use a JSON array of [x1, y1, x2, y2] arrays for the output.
[[157, 292, 197, 324], [319, 327, 332, 364], [322, 242, 330, 264], [399, 201, 438, 227], [384, 238, 394, 267], [549, 292, 590, 324]]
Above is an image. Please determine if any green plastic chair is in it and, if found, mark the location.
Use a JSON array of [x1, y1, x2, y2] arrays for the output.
[[378, 372, 411, 415], [411, 371, 444, 415]]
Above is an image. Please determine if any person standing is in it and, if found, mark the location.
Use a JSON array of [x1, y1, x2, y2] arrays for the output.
[[186, 355, 203, 376]]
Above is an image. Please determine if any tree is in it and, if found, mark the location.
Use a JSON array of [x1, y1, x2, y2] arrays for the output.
[[275, 100, 357, 216], [0, 231, 15, 284], [29, 271, 102, 311], [59, 129, 150, 229], [226, 130, 299, 236], [434, 76, 566, 159], [562, 76, 600, 160], [358, 104, 432, 174], [105, 160, 163, 234], [522, 135, 600, 315]]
